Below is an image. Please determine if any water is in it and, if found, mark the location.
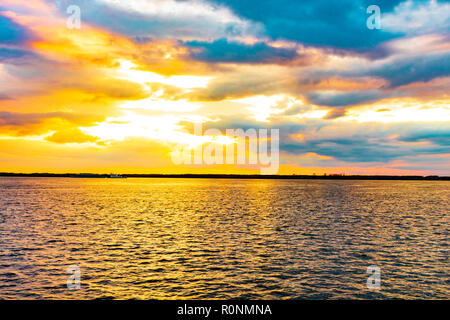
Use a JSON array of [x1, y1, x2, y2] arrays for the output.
[[0, 177, 448, 299]]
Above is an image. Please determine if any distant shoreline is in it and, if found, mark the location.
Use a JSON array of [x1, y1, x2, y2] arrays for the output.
[[0, 173, 449, 181]]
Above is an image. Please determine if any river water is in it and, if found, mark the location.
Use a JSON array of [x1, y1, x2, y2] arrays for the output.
[[0, 178, 448, 299]]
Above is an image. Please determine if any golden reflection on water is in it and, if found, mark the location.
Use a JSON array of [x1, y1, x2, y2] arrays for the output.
[[0, 178, 448, 299]]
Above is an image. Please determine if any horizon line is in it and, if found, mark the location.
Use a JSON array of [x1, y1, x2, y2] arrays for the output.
[[1, 172, 449, 180]]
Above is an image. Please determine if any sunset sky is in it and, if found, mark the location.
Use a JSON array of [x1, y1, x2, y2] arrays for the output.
[[0, 0, 449, 175]]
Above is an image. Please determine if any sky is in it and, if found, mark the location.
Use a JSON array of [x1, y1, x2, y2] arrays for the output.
[[0, 0, 449, 175]]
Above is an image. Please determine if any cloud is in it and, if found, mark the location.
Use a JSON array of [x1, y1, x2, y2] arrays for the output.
[[185, 38, 299, 64], [398, 123, 450, 146], [0, 111, 105, 136], [372, 52, 450, 88], [306, 90, 387, 107], [300, 50, 450, 100], [195, 115, 450, 165], [0, 47, 29, 62], [0, 13, 30, 44], [281, 104, 313, 116], [52, 0, 262, 41], [323, 109, 347, 119], [280, 121, 450, 163], [382, 0, 450, 34], [186, 65, 296, 101], [45, 128, 100, 144], [0, 48, 53, 80], [211, 0, 402, 51]]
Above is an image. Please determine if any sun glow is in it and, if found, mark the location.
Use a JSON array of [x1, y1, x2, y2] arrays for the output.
[[231, 94, 297, 121], [80, 111, 235, 150], [119, 98, 201, 112], [114, 60, 212, 89]]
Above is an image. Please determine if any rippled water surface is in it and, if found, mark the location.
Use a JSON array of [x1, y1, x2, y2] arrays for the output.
[[0, 177, 448, 299]]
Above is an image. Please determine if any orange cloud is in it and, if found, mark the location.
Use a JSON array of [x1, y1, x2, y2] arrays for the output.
[[0, 111, 105, 137], [45, 128, 100, 144]]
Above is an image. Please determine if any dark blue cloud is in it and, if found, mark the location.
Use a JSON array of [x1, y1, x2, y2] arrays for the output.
[[0, 14, 29, 44], [398, 125, 450, 146], [211, 0, 406, 51], [185, 38, 299, 63], [368, 52, 450, 87], [281, 122, 450, 163], [0, 48, 44, 69], [306, 90, 386, 107], [282, 141, 402, 163], [200, 116, 450, 164], [299, 50, 450, 98], [282, 134, 450, 163], [0, 48, 28, 61]]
